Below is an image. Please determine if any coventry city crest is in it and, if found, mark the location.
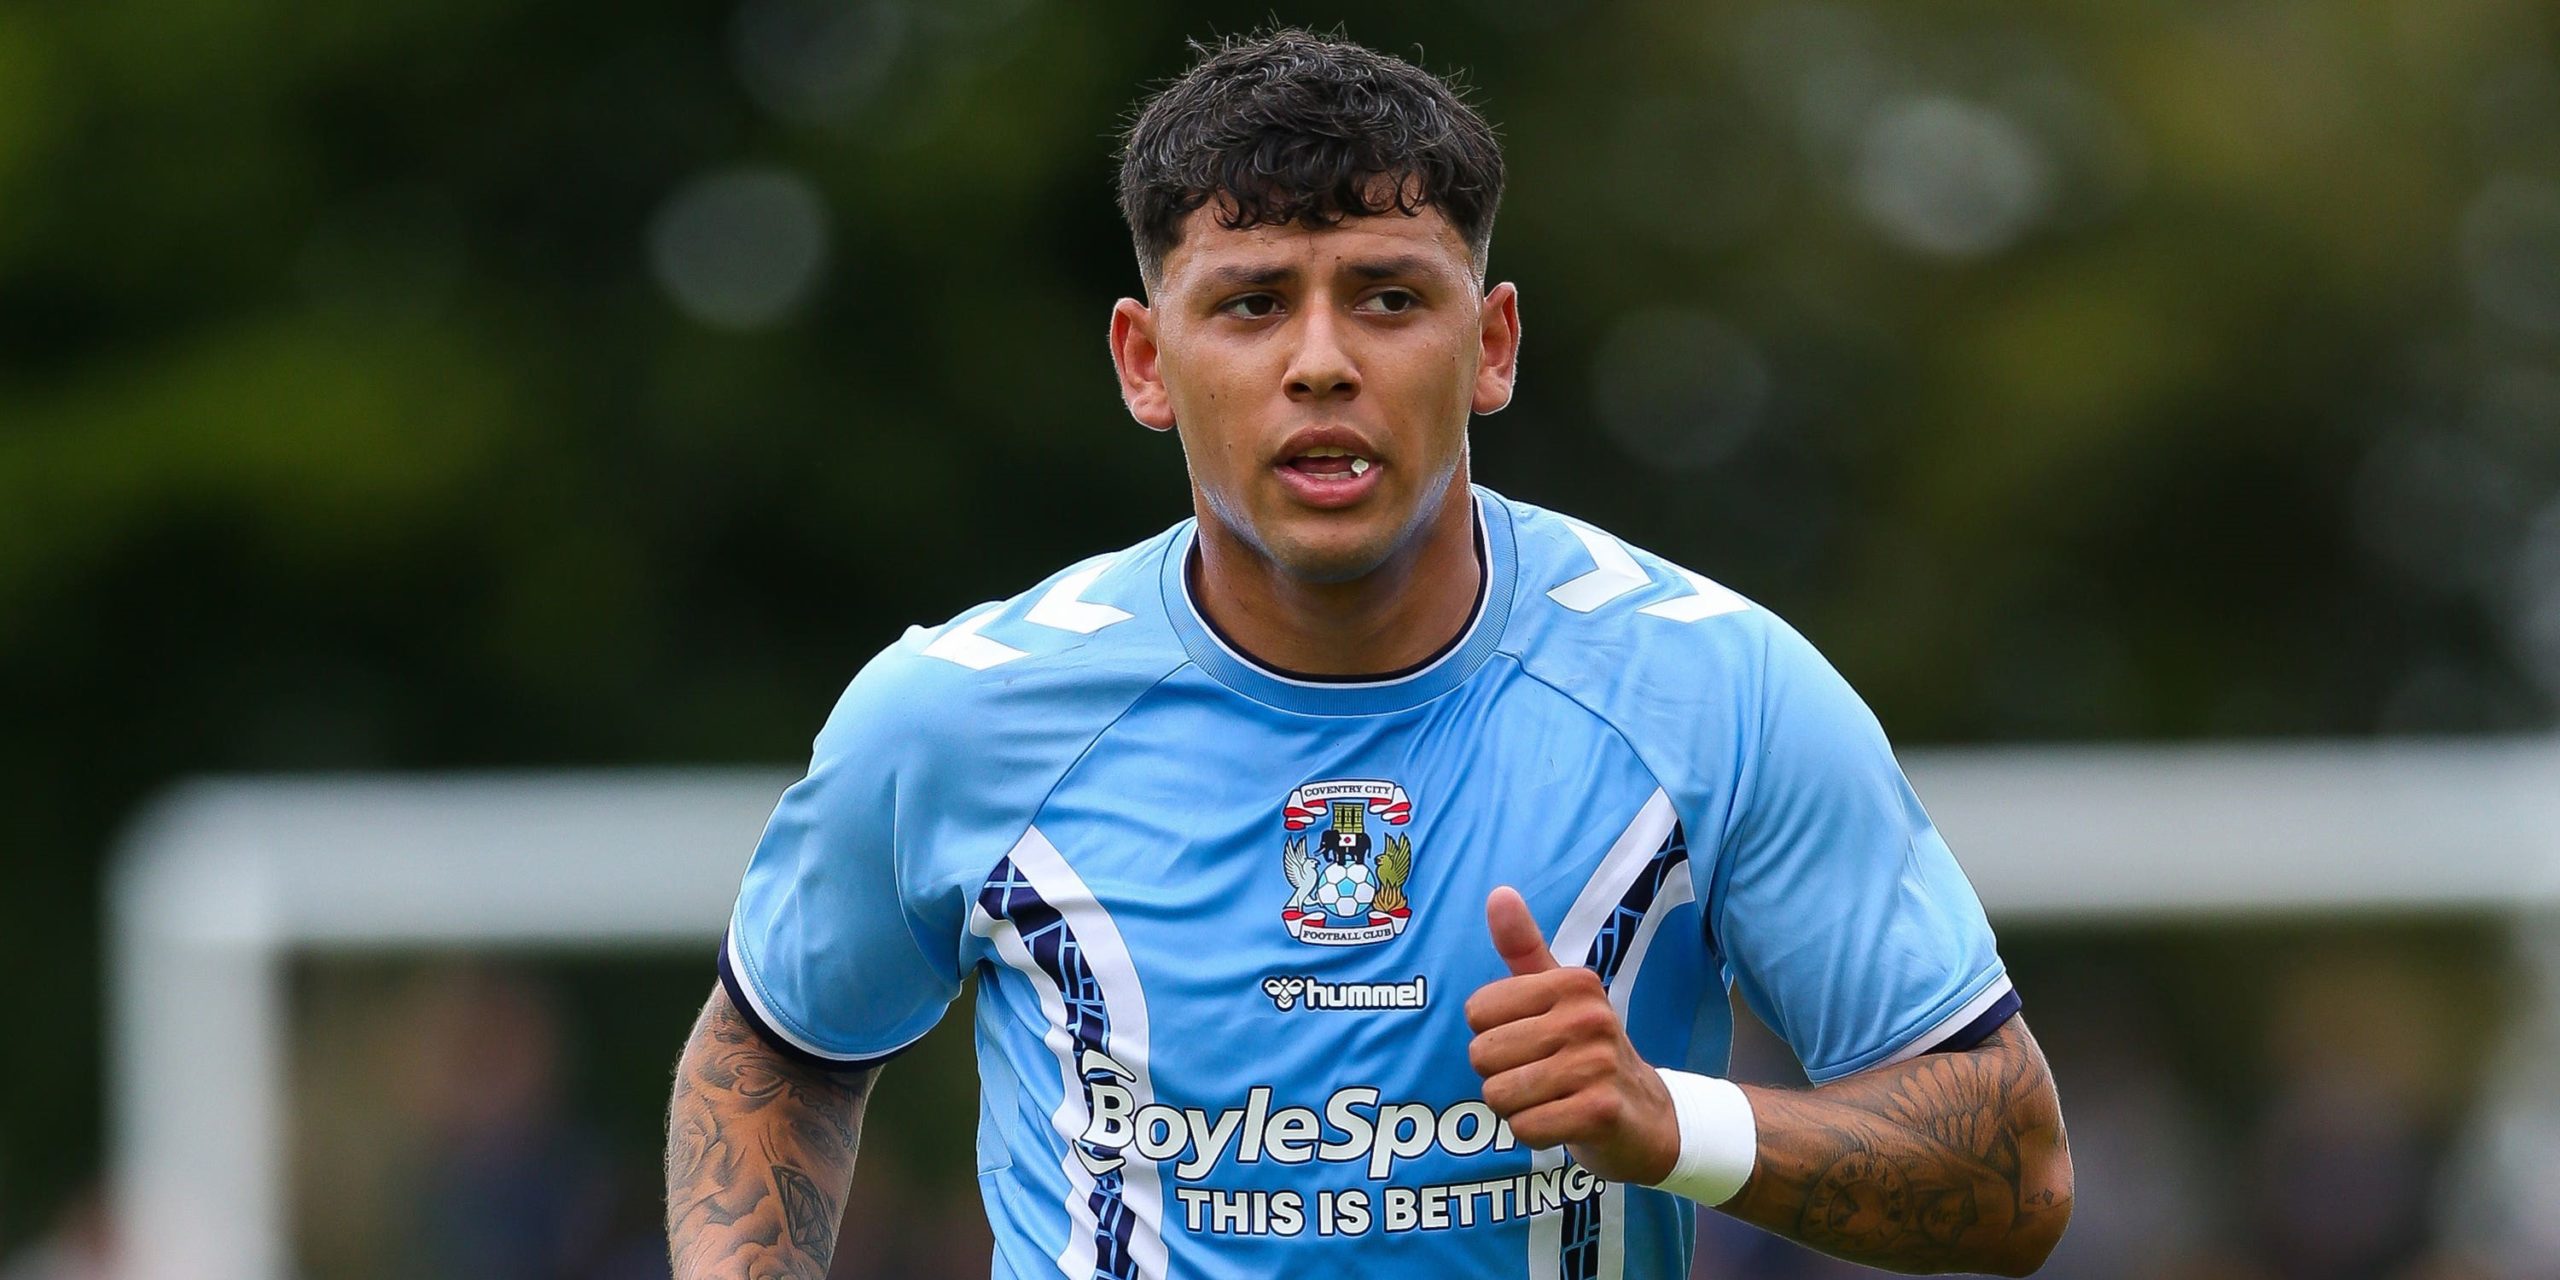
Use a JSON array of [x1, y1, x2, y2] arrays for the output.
[[1279, 779, 1417, 947]]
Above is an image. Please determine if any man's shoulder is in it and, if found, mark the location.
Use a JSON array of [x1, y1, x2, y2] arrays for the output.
[[816, 524, 1192, 763], [1490, 490, 1856, 820], [1491, 490, 1788, 694]]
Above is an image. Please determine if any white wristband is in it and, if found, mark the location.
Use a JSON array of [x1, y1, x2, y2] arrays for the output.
[[1648, 1068, 1757, 1207]]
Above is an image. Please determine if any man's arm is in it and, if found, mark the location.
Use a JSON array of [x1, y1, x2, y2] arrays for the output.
[[666, 983, 878, 1280], [1466, 888, 2073, 1276], [1719, 1019, 2072, 1275]]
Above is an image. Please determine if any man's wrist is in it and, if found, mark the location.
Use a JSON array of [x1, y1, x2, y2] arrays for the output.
[[1646, 1068, 1757, 1207]]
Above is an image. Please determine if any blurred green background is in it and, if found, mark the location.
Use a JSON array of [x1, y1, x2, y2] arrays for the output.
[[4, 0, 2557, 1274]]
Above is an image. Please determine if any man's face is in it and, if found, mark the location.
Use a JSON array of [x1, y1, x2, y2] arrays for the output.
[[1111, 203, 1521, 584]]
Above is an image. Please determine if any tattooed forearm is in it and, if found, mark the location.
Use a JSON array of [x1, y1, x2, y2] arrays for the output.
[[771, 1166, 839, 1268], [665, 985, 876, 1280], [1721, 1019, 2073, 1276]]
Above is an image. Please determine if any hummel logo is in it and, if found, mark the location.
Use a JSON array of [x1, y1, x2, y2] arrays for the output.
[[1260, 974, 1428, 1012]]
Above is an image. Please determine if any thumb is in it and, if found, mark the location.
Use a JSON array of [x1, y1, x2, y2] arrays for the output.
[[1486, 886, 1558, 976]]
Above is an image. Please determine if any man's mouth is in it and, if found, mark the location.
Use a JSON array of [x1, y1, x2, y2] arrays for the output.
[[1273, 440, 1382, 509], [1284, 445, 1373, 479]]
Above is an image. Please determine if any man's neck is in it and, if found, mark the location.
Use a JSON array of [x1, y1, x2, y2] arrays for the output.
[[1190, 490, 1483, 679]]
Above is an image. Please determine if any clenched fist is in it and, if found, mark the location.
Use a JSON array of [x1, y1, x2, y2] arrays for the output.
[[1464, 886, 1681, 1185]]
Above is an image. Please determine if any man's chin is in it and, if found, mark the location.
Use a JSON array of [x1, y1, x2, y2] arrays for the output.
[[1199, 479, 1460, 586], [1259, 528, 1400, 586], [1220, 503, 1408, 584], [1242, 482, 1475, 585]]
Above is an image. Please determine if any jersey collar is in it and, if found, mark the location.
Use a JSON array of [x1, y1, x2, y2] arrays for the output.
[[1161, 488, 1518, 716]]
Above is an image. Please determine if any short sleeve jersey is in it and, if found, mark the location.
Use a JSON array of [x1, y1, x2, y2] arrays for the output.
[[722, 488, 2016, 1280]]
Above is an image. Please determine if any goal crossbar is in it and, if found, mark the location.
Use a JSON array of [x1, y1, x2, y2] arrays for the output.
[[108, 739, 2560, 1280]]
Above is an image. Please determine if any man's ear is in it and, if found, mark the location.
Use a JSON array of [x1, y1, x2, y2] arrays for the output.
[[1472, 281, 1522, 416], [1111, 298, 1177, 432]]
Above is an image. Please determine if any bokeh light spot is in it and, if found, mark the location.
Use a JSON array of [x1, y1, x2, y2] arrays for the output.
[[1853, 95, 2052, 258], [1590, 308, 1773, 470], [646, 167, 832, 331], [2459, 175, 2560, 338], [731, 0, 907, 127]]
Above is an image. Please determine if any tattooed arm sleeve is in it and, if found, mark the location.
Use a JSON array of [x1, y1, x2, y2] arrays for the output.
[[1717, 1017, 2073, 1276], [666, 984, 879, 1280]]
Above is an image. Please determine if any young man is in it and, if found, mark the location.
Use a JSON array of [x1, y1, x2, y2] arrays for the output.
[[666, 29, 2071, 1280]]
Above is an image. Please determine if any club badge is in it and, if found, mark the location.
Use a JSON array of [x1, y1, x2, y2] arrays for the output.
[[1279, 779, 1415, 947]]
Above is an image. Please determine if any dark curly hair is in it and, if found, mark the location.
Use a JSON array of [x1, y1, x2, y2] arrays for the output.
[[1117, 29, 1506, 291]]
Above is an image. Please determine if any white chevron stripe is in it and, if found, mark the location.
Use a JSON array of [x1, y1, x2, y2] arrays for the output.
[[1547, 522, 1650, 613], [1026, 558, 1133, 635], [920, 607, 1028, 670], [1638, 568, 1751, 623]]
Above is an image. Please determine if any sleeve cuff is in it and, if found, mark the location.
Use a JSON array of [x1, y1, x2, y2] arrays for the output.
[[1874, 974, 2021, 1071], [717, 929, 913, 1073], [1923, 985, 2022, 1056]]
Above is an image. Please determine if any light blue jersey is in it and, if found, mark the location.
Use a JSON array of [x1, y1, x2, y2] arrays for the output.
[[721, 488, 2015, 1280]]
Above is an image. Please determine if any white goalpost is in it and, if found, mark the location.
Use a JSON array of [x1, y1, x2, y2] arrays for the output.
[[108, 740, 2560, 1280]]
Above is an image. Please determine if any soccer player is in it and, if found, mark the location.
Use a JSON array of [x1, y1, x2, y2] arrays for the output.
[[666, 28, 2072, 1280]]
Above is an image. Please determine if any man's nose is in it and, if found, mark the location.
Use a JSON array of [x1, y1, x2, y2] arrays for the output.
[[1283, 308, 1359, 401]]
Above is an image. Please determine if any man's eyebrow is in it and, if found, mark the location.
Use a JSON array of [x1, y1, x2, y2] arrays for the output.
[[1346, 254, 1450, 282], [1191, 254, 1459, 292], [1200, 263, 1297, 290]]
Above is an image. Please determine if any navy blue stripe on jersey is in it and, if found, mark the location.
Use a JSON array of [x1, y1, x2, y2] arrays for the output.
[[1585, 823, 1689, 988], [1555, 822, 1690, 1280], [1925, 988, 2022, 1056], [978, 856, 1141, 1280], [1561, 1205, 1603, 1280], [715, 931, 909, 1072]]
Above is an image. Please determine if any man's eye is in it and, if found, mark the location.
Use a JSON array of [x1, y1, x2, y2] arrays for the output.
[[1361, 289, 1419, 314], [1222, 294, 1280, 319]]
